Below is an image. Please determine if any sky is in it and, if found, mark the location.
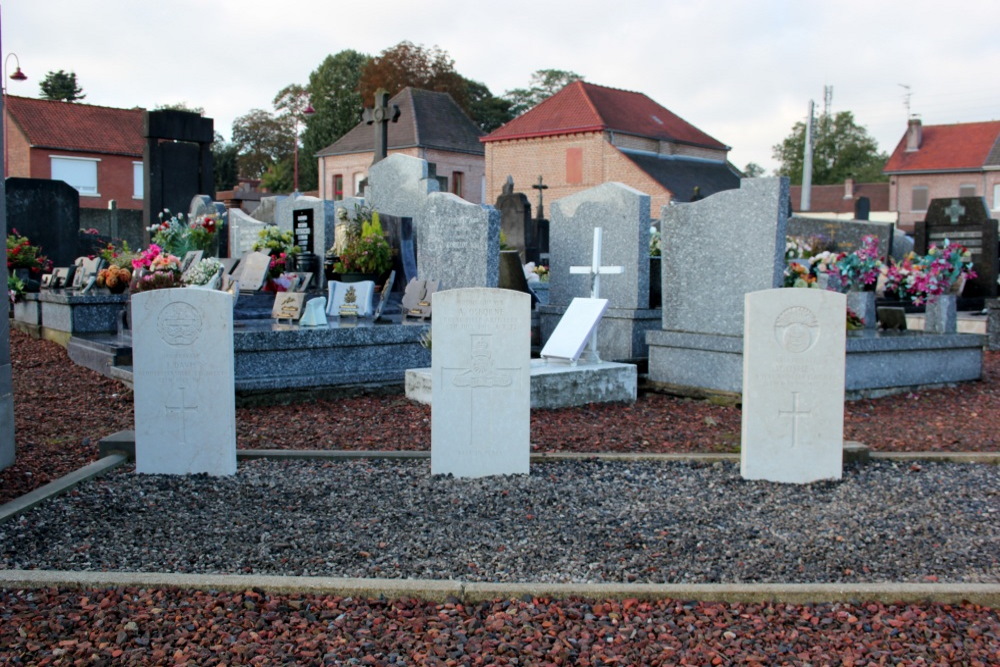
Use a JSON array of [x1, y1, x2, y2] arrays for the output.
[[4, 0, 1000, 175]]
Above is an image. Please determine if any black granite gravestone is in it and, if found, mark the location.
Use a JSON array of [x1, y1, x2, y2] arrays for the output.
[[143, 110, 214, 229], [915, 196, 998, 300], [5, 178, 80, 266], [787, 216, 894, 259], [377, 214, 417, 294]]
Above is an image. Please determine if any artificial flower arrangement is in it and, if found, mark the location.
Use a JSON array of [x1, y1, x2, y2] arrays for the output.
[[882, 240, 976, 306], [833, 234, 883, 291], [331, 204, 392, 275], [532, 264, 550, 282], [183, 257, 224, 288], [95, 241, 137, 292], [649, 226, 662, 257], [6, 229, 52, 273], [131, 244, 183, 292], [149, 209, 220, 256], [252, 226, 300, 285]]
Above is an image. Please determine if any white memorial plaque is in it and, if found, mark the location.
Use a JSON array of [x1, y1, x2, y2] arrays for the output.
[[540, 298, 609, 363], [432, 288, 530, 478], [740, 288, 845, 483], [327, 280, 376, 317], [237, 251, 272, 292], [132, 288, 237, 476]]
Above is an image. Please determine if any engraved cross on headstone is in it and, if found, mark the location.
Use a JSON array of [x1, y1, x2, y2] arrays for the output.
[[363, 88, 401, 166], [779, 391, 811, 448], [165, 386, 198, 444], [944, 199, 966, 224], [532, 175, 549, 220], [443, 334, 519, 439], [569, 227, 624, 362]]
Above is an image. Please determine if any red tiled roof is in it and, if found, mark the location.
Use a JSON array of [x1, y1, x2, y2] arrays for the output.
[[884, 120, 1000, 173], [481, 81, 727, 149], [5, 96, 145, 156]]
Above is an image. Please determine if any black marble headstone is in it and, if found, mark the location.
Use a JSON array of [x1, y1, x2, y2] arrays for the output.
[[5, 178, 80, 267], [143, 109, 214, 229], [379, 214, 417, 291], [915, 196, 998, 299]]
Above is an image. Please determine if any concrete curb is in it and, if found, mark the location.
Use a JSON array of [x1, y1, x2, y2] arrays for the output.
[[0, 569, 997, 606], [0, 454, 128, 524]]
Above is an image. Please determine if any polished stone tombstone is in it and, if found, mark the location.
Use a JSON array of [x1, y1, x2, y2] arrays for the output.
[[5, 178, 81, 267], [143, 109, 214, 230], [915, 196, 998, 299], [495, 176, 540, 263], [786, 216, 894, 258], [431, 288, 530, 478], [419, 193, 500, 289], [741, 288, 845, 483], [538, 182, 659, 361], [132, 288, 236, 476]]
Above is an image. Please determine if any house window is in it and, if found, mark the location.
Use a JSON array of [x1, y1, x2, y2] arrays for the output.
[[50, 155, 99, 196], [959, 184, 976, 198], [993, 184, 1000, 210], [132, 162, 143, 199], [354, 173, 365, 197], [333, 174, 344, 200], [566, 147, 583, 184], [451, 171, 464, 197], [911, 186, 929, 212]]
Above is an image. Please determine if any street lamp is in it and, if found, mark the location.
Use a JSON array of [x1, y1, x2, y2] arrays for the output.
[[3, 52, 27, 177], [292, 102, 315, 193]]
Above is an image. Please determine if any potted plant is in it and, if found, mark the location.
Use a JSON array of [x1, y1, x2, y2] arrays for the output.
[[149, 209, 221, 256], [331, 204, 393, 281], [6, 229, 51, 291], [131, 244, 183, 292], [96, 241, 136, 293], [252, 226, 301, 292]]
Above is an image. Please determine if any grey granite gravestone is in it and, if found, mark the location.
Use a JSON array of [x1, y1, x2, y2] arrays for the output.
[[537, 182, 660, 361], [276, 195, 336, 258], [367, 154, 441, 221], [646, 177, 788, 393], [495, 176, 533, 263], [419, 193, 499, 289], [5, 178, 80, 267], [914, 196, 998, 300], [0, 171, 14, 470], [787, 216, 894, 259]]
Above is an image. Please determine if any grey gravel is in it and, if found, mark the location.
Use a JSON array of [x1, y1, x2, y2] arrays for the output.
[[1, 459, 998, 584]]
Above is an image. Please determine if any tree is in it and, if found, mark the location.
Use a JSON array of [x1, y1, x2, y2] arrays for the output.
[[743, 162, 766, 178], [211, 132, 239, 192], [39, 70, 85, 102], [231, 109, 294, 179], [503, 69, 583, 116], [154, 102, 205, 114], [464, 78, 514, 133], [298, 49, 371, 192], [772, 110, 888, 185], [359, 41, 468, 110]]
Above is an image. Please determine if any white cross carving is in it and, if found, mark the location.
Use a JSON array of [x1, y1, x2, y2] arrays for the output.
[[944, 199, 966, 224], [779, 392, 811, 448], [165, 386, 198, 445], [569, 227, 624, 362]]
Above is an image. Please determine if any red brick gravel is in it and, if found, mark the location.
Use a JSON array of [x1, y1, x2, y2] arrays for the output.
[[3, 329, 1000, 663]]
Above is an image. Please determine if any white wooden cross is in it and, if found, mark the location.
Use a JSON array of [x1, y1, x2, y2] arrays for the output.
[[568, 227, 624, 362]]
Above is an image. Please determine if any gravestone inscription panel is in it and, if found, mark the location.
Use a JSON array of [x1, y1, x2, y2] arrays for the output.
[[432, 288, 530, 478], [915, 196, 998, 299], [132, 288, 236, 476]]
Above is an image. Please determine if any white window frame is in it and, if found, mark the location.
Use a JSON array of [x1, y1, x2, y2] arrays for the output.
[[50, 155, 100, 197], [993, 184, 1000, 211], [132, 161, 143, 199]]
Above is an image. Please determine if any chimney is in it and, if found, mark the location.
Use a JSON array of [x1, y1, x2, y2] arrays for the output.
[[844, 178, 855, 199], [906, 117, 922, 151]]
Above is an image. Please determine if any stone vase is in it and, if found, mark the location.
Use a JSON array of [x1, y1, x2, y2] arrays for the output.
[[846, 290, 877, 330], [924, 294, 957, 334]]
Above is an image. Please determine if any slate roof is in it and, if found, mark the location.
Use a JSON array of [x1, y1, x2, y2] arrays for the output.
[[316, 87, 484, 157], [482, 81, 728, 150], [884, 120, 1000, 173], [621, 151, 741, 201], [5, 95, 145, 156], [789, 182, 890, 214]]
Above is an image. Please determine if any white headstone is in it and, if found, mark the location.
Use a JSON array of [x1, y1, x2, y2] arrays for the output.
[[132, 288, 237, 476], [740, 288, 845, 483], [432, 288, 530, 478], [227, 208, 270, 258]]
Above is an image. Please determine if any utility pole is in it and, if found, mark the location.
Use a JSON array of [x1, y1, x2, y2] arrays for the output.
[[801, 100, 814, 212]]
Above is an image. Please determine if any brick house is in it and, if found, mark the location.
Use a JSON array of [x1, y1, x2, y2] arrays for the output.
[[315, 87, 485, 203], [884, 118, 1000, 232], [789, 179, 893, 222], [4, 95, 145, 210], [481, 81, 741, 214]]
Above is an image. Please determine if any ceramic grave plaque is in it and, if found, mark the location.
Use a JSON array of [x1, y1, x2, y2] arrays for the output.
[[740, 288, 845, 483], [132, 288, 236, 476], [237, 251, 271, 292], [327, 280, 376, 318], [540, 298, 609, 363], [432, 288, 530, 477], [402, 278, 438, 319], [272, 292, 306, 320]]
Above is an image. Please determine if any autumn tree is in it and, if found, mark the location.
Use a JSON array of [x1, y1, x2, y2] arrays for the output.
[[359, 41, 469, 110], [231, 109, 294, 180], [503, 69, 583, 116], [39, 70, 85, 102], [772, 110, 888, 184]]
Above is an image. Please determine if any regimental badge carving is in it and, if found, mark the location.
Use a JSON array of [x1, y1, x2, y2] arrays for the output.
[[157, 302, 202, 346], [773, 306, 818, 353], [452, 335, 514, 388]]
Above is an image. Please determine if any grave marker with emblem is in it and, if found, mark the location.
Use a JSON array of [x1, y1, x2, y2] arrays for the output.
[[914, 196, 998, 299]]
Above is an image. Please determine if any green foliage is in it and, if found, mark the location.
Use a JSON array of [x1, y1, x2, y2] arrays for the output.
[[503, 69, 583, 116], [743, 162, 766, 178], [260, 158, 293, 193], [211, 132, 239, 191], [154, 102, 205, 114], [231, 109, 295, 179], [39, 69, 85, 102], [464, 78, 514, 133], [299, 50, 371, 192], [772, 110, 888, 185]]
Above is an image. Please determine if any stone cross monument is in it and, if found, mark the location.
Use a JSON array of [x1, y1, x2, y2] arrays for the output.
[[363, 88, 401, 166]]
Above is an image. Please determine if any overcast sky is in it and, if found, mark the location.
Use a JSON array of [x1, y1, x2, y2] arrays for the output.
[[5, 0, 999, 175]]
